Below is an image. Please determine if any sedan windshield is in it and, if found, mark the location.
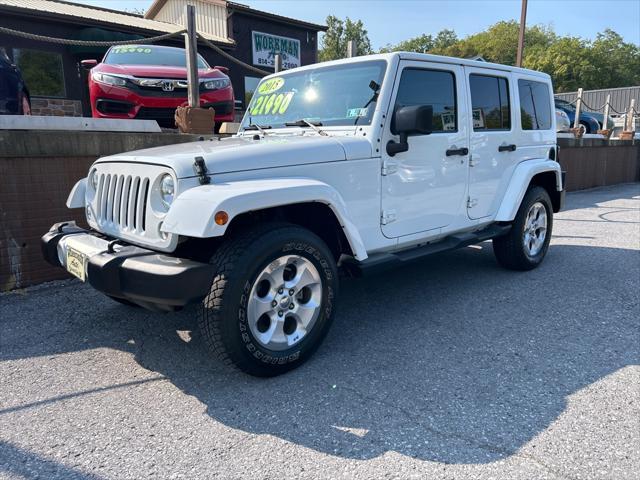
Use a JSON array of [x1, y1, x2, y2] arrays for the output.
[[241, 60, 387, 129], [104, 45, 208, 68]]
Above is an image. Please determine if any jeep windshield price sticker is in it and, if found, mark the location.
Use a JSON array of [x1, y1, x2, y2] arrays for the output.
[[252, 31, 301, 69], [249, 77, 295, 116]]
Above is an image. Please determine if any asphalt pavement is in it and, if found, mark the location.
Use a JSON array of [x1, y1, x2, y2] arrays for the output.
[[1, 183, 639, 480]]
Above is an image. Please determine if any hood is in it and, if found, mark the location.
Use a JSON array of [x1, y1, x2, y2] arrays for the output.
[[95, 134, 373, 179], [97, 64, 225, 79]]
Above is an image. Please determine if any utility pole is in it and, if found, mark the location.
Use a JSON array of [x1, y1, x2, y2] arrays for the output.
[[516, 0, 528, 67], [185, 4, 199, 107], [347, 40, 357, 58]]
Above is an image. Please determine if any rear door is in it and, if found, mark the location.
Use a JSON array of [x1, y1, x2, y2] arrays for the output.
[[380, 60, 469, 238], [465, 67, 516, 219]]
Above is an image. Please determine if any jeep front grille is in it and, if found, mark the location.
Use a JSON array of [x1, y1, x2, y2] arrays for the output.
[[87, 162, 178, 252], [96, 174, 150, 232]]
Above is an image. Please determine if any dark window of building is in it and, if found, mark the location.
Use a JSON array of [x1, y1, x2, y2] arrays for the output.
[[13, 48, 65, 97], [469, 74, 510, 130], [518, 79, 552, 130], [394, 68, 457, 132], [244, 76, 261, 108]]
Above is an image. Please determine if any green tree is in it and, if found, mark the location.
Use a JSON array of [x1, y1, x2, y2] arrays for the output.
[[589, 29, 640, 89], [434, 21, 554, 64], [319, 15, 372, 61], [379, 30, 457, 54]]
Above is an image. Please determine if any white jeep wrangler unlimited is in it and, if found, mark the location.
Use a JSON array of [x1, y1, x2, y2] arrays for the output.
[[43, 53, 565, 376]]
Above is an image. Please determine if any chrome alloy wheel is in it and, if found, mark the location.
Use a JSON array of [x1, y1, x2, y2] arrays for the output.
[[247, 255, 323, 351], [523, 201, 548, 256]]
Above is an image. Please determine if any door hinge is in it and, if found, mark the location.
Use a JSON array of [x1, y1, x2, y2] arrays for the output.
[[381, 210, 397, 225], [381, 160, 397, 176], [468, 154, 477, 167], [467, 197, 478, 209]]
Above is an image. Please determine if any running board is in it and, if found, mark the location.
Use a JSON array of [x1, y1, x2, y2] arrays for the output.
[[344, 224, 511, 276]]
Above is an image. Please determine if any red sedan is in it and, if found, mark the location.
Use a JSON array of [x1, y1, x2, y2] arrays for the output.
[[82, 45, 234, 128]]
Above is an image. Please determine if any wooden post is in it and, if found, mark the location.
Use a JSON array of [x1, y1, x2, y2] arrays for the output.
[[627, 99, 635, 131], [185, 4, 199, 108], [573, 88, 583, 129], [347, 40, 357, 58], [516, 0, 528, 67], [274, 53, 282, 73], [597, 94, 612, 138], [620, 98, 636, 140], [603, 94, 611, 124]]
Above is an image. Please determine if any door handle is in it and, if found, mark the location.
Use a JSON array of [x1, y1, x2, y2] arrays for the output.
[[445, 147, 469, 156], [498, 144, 517, 152]]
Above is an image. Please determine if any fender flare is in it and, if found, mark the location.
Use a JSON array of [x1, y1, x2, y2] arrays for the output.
[[162, 177, 368, 260], [494, 159, 563, 222], [66, 178, 86, 209]]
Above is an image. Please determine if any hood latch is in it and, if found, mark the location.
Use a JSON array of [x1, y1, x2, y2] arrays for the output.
[[193, 156, 210, 185]]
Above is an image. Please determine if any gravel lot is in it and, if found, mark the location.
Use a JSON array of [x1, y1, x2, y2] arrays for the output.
[[1, 183, 639, 480]]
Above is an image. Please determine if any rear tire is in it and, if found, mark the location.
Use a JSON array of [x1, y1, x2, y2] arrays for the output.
[[579, 120, 591, 134], [493, 186, 553, 271], [198, 223, 338, 377]]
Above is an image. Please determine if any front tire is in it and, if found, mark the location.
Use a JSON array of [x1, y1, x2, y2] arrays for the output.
[[493, 186, 553, 271], [198, 223, 338, 377]]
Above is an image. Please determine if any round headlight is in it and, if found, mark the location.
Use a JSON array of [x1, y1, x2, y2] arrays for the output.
[[89, 169, 99, 191], [160, 174, 174, 207]]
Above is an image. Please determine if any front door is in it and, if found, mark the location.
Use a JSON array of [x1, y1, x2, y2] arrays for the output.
[[465, 67, 516, 219], [380, 61, 469, 238]]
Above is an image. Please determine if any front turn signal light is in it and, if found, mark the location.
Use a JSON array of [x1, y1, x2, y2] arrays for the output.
[[214, 211, 229, 226]]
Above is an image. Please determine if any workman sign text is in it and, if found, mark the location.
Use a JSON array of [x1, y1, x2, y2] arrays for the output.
[[252, 31, 301, 70]]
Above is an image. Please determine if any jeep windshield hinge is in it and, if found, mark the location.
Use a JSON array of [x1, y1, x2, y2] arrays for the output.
[[381, 160, 397, 176], [381, 210, 397, 225], [193, 156, 210, 185]]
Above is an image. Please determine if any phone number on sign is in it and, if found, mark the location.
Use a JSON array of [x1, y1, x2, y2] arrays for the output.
[[256, 58, 299, 69]]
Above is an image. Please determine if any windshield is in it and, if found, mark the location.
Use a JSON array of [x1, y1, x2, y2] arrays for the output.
[[241, 60, 387, 129], [104, 46, 208, 68]]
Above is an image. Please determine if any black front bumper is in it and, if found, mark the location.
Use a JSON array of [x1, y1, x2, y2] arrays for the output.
[[42, 222, 214, 310]]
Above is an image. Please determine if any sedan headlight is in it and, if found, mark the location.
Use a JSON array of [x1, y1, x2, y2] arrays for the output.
[[92, 72, 127, 87], [202, 78, 230, 90], [160, 174, 175, 208]]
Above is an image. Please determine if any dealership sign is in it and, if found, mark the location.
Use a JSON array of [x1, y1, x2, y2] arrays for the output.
[[252, 31, 301, 70]]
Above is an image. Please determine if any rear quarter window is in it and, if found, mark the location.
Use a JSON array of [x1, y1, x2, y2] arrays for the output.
[[518, 79, 552, 130]]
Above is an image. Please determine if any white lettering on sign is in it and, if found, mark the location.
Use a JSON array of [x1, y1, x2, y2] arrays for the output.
[[252, 31, 301, 70]]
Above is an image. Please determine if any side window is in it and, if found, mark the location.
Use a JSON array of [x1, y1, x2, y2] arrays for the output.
[[469, 74, 510, 130], [12, 48, 65, 97], [518, 79, 552, 130], [394, 68, 457, 132]]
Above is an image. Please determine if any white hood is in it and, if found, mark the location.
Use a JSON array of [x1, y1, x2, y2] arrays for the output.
[[95, 134, 373, 178]]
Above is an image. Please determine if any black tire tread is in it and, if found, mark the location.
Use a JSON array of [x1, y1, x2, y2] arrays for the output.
[[493, 186, 553, 271], [198, 223, 283, 369]]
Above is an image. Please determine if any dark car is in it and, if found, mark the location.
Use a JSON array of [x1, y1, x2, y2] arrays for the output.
[[554, 98, 602, 133], [0, 48, 30, 114], [82, 44, 234, 128]]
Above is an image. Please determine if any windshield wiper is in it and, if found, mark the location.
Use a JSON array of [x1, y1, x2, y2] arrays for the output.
[[244, 123, 272, 135], [284, 119, 328, 136]]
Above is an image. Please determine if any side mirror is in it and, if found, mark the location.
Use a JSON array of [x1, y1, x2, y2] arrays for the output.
[[387, 105, 433, 156], [214, 66, 229, 74], [80, 59, 98, 70]]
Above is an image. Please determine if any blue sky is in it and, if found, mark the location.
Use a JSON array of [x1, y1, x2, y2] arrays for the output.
[[77, 0, 640, 48]]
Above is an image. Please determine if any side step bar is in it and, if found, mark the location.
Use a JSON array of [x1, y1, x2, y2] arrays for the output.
[[344, 224, 511, 276]]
